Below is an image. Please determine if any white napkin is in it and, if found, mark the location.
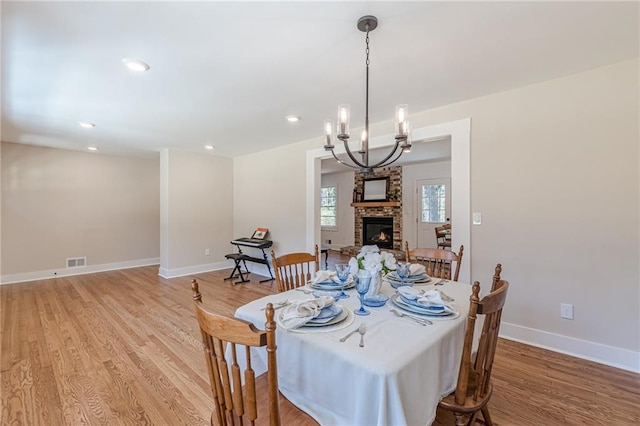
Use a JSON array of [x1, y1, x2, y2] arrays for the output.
[[397, 287, 456, 313], [310, 270, 340, 284], [280, 296, 335, 330], [409, 264, 426, 276]]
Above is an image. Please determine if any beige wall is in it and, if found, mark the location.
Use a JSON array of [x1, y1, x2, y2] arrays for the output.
[[233, 142, 311, 256], [1, 142, 160, 278], [160, 149, 233, 275], [234, 59, 639, 369]]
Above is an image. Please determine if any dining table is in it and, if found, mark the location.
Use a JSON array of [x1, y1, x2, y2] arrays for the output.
[[234, 277, 473, 425]]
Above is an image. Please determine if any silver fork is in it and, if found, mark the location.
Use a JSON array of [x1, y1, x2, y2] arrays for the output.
[[390, 309, 432, 325], [295, 287, 313, 294]]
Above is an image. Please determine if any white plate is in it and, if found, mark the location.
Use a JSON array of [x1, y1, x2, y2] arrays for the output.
[[304, 307, 349, 327], [386, 275, 431, 285], [390, 294, 456, 317], [387, 272, 429, 282], [309, 281, 355, 290]]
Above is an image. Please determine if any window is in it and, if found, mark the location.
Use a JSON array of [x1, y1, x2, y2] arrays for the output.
[[421, 184, 447, 223], [320, 186, 337, 228]]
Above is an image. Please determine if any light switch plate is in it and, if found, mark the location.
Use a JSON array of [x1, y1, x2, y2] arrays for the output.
[[473, 212, 482, 225]]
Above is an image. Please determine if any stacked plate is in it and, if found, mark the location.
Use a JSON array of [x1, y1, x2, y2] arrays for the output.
[[390, 293, 456, 317], [385, 271, 431, 288], [303, 304, 348, 327], [308, 277, 354, 291]]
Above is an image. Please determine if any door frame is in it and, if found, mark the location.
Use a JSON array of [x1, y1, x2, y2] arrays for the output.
[[306, 118, 471, 283]]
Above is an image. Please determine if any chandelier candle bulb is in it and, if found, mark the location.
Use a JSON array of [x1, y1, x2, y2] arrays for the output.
[[338, 105, 350, 136], [395, 104, 409, 136], [324, 119, 334, 148]]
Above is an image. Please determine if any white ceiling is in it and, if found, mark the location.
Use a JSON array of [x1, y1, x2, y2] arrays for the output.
[[2, 1, 638, 162]]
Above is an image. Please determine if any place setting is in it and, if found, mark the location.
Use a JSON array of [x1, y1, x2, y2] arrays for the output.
[[275, 295, 355, 333], [385, 262, 432, 288], [389, 285, 460, 321], [301, 266, 354, 299]]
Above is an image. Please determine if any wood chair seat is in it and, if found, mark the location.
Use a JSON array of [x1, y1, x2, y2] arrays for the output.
[[438, 368, 493, 415]]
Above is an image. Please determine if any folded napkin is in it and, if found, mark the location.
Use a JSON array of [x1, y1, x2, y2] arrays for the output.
[[279, 296, 335, 330], [397, 287, 456, 314], [409, 264, 426, 276], [310, 270, 340, 285]]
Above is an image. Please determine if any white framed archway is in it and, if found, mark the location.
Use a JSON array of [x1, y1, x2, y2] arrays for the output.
[[306, 118, 471, 282]]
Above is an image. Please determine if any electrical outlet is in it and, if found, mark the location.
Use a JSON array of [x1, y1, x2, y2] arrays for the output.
[[560, 303, 574, 319], [205, 248, 210, 256]]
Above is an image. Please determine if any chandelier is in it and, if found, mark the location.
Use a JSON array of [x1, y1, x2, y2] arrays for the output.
[[324, 16, 412, 173]]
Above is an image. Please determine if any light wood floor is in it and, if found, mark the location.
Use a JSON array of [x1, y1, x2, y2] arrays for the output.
[[2, 257, 639, 425]]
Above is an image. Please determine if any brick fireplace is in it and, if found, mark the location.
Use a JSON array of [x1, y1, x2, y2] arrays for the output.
[[341, 166, 405, 259]]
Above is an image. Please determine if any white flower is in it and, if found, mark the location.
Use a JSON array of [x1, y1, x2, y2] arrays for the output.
[[380, 251, 398, 270], [359, 245, 379, 255], [349, 245, 397, 276], [348, 257, 360, 275]]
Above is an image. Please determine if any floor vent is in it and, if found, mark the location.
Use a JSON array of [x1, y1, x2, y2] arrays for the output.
[[66, 257, 87, 268]]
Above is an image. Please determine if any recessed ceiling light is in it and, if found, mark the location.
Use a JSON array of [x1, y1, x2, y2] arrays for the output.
[[87, 146, 99, 151], [78, 121, 96, 128], [204, 144, 215, 150], [122, 58, 150, 72], [286, 115, 300, 122]]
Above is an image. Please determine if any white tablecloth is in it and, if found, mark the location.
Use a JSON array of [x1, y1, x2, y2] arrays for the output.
[[234, 279, 472, 426]]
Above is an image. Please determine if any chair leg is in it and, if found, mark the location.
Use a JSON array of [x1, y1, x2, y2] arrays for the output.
[[453, 413, 470, 426], [480, 406, 493, 426]]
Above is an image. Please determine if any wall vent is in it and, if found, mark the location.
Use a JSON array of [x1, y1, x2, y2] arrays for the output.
[[66, 257, 87, 268]]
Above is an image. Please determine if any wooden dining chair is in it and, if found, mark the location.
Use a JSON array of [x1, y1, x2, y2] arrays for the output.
[[438, 268, 509, 426], [404, 242, 464, 281], [270, 245, 320, 292], [191, 279, 317, 426], [435, 223, 452, 250]]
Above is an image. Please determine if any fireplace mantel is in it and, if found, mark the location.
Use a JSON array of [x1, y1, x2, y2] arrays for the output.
[[351, 201, 401, 208]]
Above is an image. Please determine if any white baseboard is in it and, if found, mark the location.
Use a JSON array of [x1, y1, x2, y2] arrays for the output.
[[500, 322, 640, 373], [0, 258, 161, 285], [323, 243, 350, 251], [158, 260, 233, 279]]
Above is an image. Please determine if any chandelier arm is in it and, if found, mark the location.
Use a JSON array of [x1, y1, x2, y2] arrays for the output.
[[365, 140, 403, 169], [329, 148, 361, 170], [341, 138, 368, 169], [375, 145, 406, 168]]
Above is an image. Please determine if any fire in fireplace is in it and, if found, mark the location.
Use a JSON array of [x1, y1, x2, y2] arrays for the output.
[[362, 217, 394, 249]]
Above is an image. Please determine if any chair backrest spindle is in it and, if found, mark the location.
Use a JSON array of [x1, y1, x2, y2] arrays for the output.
[[271, 245, 320, 292], [404, 242, 464, 281]]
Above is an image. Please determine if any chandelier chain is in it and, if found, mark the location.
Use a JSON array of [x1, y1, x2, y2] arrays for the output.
[[365, 30, 370, 67]]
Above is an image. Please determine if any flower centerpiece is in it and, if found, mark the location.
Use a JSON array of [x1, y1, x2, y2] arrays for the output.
[[348, 245, 397, 297]]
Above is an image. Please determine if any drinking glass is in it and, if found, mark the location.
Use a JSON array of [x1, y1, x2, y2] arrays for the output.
[[396, 262, 411, 287], [354, 271, 371, 316], [334, 263, 351, 299]]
